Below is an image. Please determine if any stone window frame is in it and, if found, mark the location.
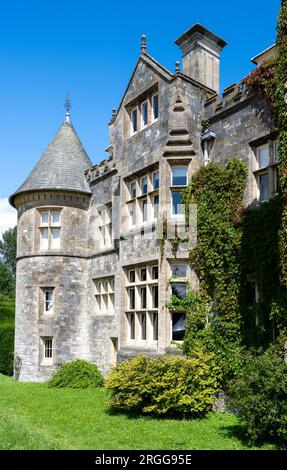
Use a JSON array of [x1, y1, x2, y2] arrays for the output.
[[94, 276, 115, 315], [152, 93, 159, 122], [97, 203, 112, 250], [141, 100, 148, 129], [38, 208, 62, 251], [131, 106, 138, 134], [152, 170, 160, 190], [126, 84, 159, 138], [170, 164, 189, 218], [40, 336, 54, 365], [125, 262, 159, 345], [130, 180, 137, 199], [169, 260, 189, 342], [252, 139, 279, 202], [124, 165, 160, 229], [39, 287, 55, 317]]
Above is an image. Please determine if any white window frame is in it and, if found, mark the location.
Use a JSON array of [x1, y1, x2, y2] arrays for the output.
[[125, 263, 159, 344], [141, 198, 148, 223], [39, 209, 61, 251], [152, 94, 159, 121], [44, 289, 54, 315], [130, 180, 137, 199], [140, 176, 148, 195], [256, 143, 270, 170], [42, 337, 53, 365], [171, 166, 188, 187], [170, 262, 188, 279], [94, 276, 115, 315], [254, 140, 278, 202], [152, 170, 159, 190], [98, 205, 112, 249], [131, 107, 138, 135], [171, 190, 184, 217], [153, 194, 159, 219], [141, 100, 148, 129]]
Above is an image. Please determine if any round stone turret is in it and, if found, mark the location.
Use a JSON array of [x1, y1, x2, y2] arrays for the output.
[[10, 114, 93, 382]]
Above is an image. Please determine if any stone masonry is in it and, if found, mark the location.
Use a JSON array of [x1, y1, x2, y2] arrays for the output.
[[10, 24, 276, 381]]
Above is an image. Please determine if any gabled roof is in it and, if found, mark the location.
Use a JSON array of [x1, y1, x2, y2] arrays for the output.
[[112, 51, 174, 120], [10, 118, 92, 207]]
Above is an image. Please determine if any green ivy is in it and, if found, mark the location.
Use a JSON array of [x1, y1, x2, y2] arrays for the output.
[[276, 1, 287, 291], [240, 198, 287, 347], [176, 158, 247, 381], [245, 57, 277, 109]]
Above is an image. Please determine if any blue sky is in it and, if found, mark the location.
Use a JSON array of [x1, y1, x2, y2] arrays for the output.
[[0, 0, 281, 232]]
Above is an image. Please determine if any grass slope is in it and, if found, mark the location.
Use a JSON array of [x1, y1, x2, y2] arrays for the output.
[[0, 374, 276, 450]]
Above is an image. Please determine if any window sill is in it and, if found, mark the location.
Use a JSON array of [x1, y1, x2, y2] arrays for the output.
[[41, 360, 53, 366]]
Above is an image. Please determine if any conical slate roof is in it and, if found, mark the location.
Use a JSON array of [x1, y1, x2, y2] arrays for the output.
[[10, 117, 92, 206]]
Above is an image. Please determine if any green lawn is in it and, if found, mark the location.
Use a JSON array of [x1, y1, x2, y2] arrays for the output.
[[0, 374, 276, 450]]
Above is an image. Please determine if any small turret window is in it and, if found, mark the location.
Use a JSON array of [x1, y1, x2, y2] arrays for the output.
[[41, 337, 53, 365], [39, 209, 61, 251]]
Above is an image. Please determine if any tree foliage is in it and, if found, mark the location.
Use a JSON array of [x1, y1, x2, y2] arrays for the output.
[[0, 262, 15, 298], [0, 226, 17, 275], [0, 293, 15, 376], [228, 347, 287, 443]]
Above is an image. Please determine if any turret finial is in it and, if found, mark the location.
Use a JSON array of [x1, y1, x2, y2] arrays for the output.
[[175, 61, 180, 74], [65, 91, 71, 122], [141, 34, 147, 53]]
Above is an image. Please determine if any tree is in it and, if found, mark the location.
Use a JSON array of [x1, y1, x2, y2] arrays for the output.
[[0, 261, 15, 298], [0, 226, 17, 275]]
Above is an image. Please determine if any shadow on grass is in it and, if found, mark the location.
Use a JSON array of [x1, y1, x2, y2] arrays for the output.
[[219, 423, 283, 450], [105, 405, 208, 421]]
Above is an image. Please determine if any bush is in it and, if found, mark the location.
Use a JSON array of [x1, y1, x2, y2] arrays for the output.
[[228, 347, 287, 443], [0, 294, 15, 376], [48, 359, 104, 389], [105, 353, 220, 418]]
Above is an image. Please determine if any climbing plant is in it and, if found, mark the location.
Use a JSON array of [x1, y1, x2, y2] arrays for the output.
[[276, 1, 287, 290], [240, 198, 287, 347], [245, 57, 277, 109], [172, 158, 248, 380]]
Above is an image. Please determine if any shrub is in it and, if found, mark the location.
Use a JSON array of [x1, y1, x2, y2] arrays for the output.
[[228, 347, 287, 443], [0, 294, 15, 376], [105, 353, 220, 417], [48, 359, 104, 389]]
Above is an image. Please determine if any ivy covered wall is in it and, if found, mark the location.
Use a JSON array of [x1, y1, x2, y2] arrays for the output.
[[168, 2, 287, 380]]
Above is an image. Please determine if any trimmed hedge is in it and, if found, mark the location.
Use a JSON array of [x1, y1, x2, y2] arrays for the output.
[[48, 359, 104, 389], [105, 353, 220, 418]]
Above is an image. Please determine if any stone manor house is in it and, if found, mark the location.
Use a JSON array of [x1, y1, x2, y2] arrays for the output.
[[10, 24, 277, 381]]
